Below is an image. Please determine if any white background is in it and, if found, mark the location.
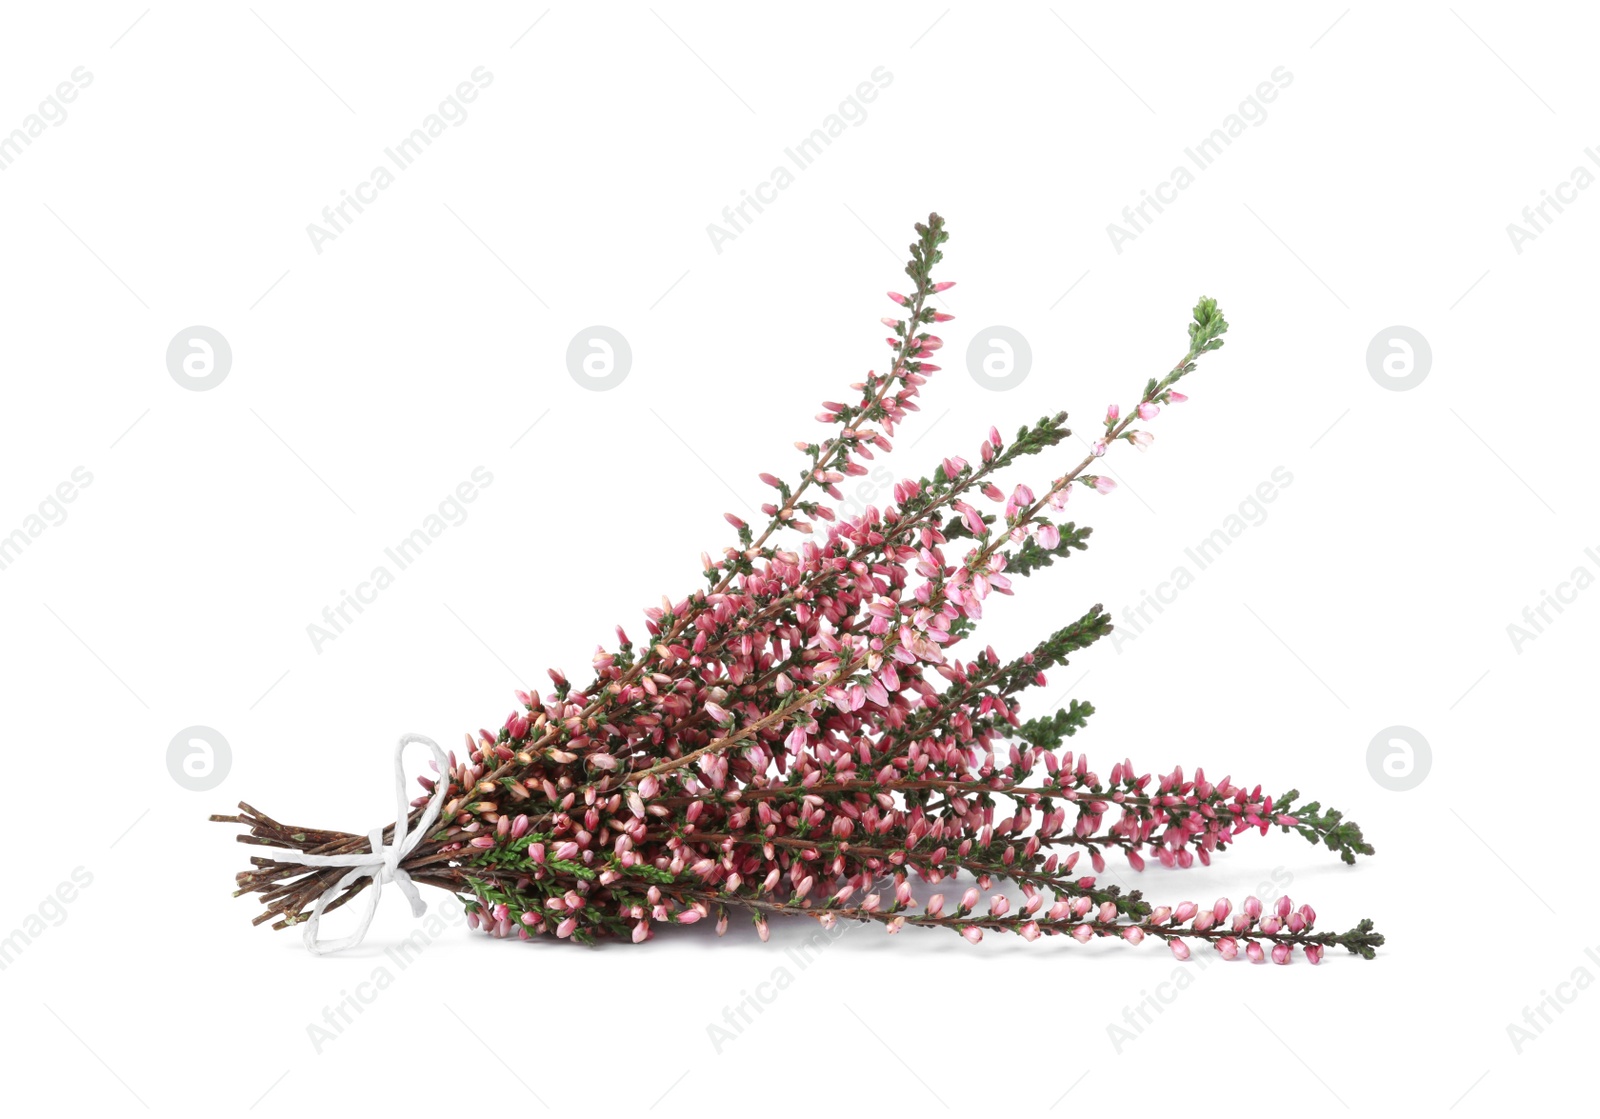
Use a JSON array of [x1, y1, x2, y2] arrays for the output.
[[1, 3, 1593, 1114]]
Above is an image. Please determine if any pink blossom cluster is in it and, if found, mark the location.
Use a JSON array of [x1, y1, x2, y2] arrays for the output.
[[227, 215, 1381, 965]]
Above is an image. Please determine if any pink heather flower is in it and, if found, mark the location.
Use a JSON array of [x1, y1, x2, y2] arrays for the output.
[[1271, 943, 1292, 965], [932, 311, 955, 322], [1131, 430, 1154, 450], [1168, 391, 1188, 403], [217, 218, 1382, 974], [1091, 441, 1107, 457], [932, 281, 956, 292]]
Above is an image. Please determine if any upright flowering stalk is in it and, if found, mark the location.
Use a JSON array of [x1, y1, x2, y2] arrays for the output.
[[219, 214, 1383, 966]]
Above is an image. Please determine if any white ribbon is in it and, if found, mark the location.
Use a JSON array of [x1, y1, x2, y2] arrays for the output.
[[281, 733, 452, 956]]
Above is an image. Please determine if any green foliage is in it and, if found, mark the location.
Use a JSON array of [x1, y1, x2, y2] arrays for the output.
[[1015, 699, 1095, 750], [905, 212, 949, 287], [1275, 789, 1376, 865], [1007, 520, 1093, 577], [1144, 295, 1229, 404]]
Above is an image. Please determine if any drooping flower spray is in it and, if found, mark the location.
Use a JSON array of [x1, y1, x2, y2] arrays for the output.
[[219, 214, 1383, 965]]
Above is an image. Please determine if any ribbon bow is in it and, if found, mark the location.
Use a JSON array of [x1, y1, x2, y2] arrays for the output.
[[282, 733, 450, 955]]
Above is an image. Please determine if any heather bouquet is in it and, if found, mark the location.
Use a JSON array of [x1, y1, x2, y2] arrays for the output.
[[218, 213, 1383, 966]]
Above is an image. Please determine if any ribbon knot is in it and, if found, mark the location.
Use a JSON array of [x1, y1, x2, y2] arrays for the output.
[[281, 733, 451, 956]]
